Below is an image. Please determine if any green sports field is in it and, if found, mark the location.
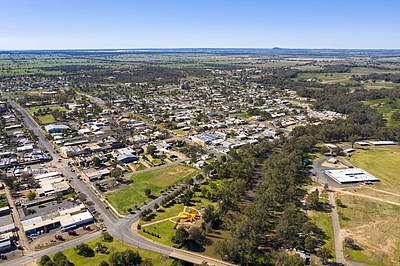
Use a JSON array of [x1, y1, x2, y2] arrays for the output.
[[106, 164, 199, 214]]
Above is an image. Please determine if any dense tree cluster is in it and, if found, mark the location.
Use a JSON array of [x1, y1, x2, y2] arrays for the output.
[[352, 72, 400, 83], [39, 252, 74, 266], [109, 250, 142, 266], [199, 136, 323, 265], [39, 65, 102, 72], [292, 84, 400, 142], [17, 89, 76, 107]]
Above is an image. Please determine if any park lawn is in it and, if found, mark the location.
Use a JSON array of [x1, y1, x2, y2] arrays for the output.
[[28, 105, 68, 125], [142, 204, 183, 225], [235, 112, 251, 119], [348, 147, 400, 193], [140, 220, 177, 246], [337, 195, 400, 265], [200, 229, 231, 260], [36, 114, 56, 124], [142, 192, 214, 225], [27, 105, 68, 114], [47, 237, 173, 266], [139, 192, 222, 258], [139, 192, 229, 260], [171, 129, 188, 136], [106, 164, 199, 214]]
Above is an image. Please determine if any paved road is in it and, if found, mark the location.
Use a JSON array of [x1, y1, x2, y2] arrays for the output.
[[313, 156, 364, 266], [6, 98, 233, 266], [328, 190, 346, 264], [2, 232, 102, 266], [3, 186, 32, 253]]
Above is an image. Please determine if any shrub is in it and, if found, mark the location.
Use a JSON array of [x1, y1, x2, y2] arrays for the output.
[[75, 243, 95, 257], [102, 231, 114, 242]]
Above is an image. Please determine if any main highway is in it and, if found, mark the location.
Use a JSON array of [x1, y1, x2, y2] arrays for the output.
[[5, 98, 233, 266]]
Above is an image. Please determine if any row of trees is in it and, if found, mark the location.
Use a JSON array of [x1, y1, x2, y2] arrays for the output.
[[39, 248, 146, 266], [201, 136, 328, 265]]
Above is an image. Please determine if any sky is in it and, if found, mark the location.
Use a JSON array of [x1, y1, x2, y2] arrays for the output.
[[1, 0, 399, 50]]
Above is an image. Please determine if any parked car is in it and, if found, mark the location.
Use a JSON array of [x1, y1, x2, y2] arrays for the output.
[[67, 230, 78, 236]]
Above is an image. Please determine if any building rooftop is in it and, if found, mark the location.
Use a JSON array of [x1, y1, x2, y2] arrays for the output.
[[325, 168, 379, 184]]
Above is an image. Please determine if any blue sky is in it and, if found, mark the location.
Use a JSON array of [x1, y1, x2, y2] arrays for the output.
[[1, 0, 399, 50]]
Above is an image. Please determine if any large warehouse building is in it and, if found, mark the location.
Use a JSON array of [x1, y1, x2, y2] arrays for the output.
[[325, 168, 379, 184], [22, 204, 94, 235]]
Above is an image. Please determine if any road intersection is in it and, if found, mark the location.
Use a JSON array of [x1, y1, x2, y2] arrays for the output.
[[6, 98, 233, 266]]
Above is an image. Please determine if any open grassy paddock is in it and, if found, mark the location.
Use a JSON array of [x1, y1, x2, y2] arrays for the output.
[[106, 164, 199, 214], [349, 146, 400, 192], [44, 236, 173, 266], [337, 194, 400, 266], [334, 145, 400, 265]]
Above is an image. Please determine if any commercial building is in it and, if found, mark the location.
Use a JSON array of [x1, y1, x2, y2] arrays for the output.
[[190, 133, 218, 146], [115, 147, 137, 163], [85, 169, 110, 181], [36, 177, 70, 197], [368, 141, 397, 146], [325, 168, 379, 184], [22, 204, 93, 235], [44, 124, 70, 133]]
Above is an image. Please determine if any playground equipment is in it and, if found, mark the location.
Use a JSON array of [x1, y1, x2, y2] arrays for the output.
[[178, 207, 201, 223]]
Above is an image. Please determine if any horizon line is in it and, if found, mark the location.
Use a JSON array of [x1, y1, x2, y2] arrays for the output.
[[1, 47, 400, 52]]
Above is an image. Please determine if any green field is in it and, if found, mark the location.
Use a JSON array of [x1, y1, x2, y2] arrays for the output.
[[46, 237, 173, 266], [36, 114, 56, 124], [235, 112, 251, 119], [309, 210, 334, 257], [171, 129, 188, 136], [365, 98, 400, 126], [349, 147, 400, 192], [28, 105, 68, 114], [106, 164, 199, 214], [27, 105, 68, 125], [141, 191, 214, 225], [296, 72, 354, 83], [140, 220, 177, 246], [346, 146, 400, 265], [0, 194, 8, 208], [139, 190, 219, 255], [337, 195, 400, 266]]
